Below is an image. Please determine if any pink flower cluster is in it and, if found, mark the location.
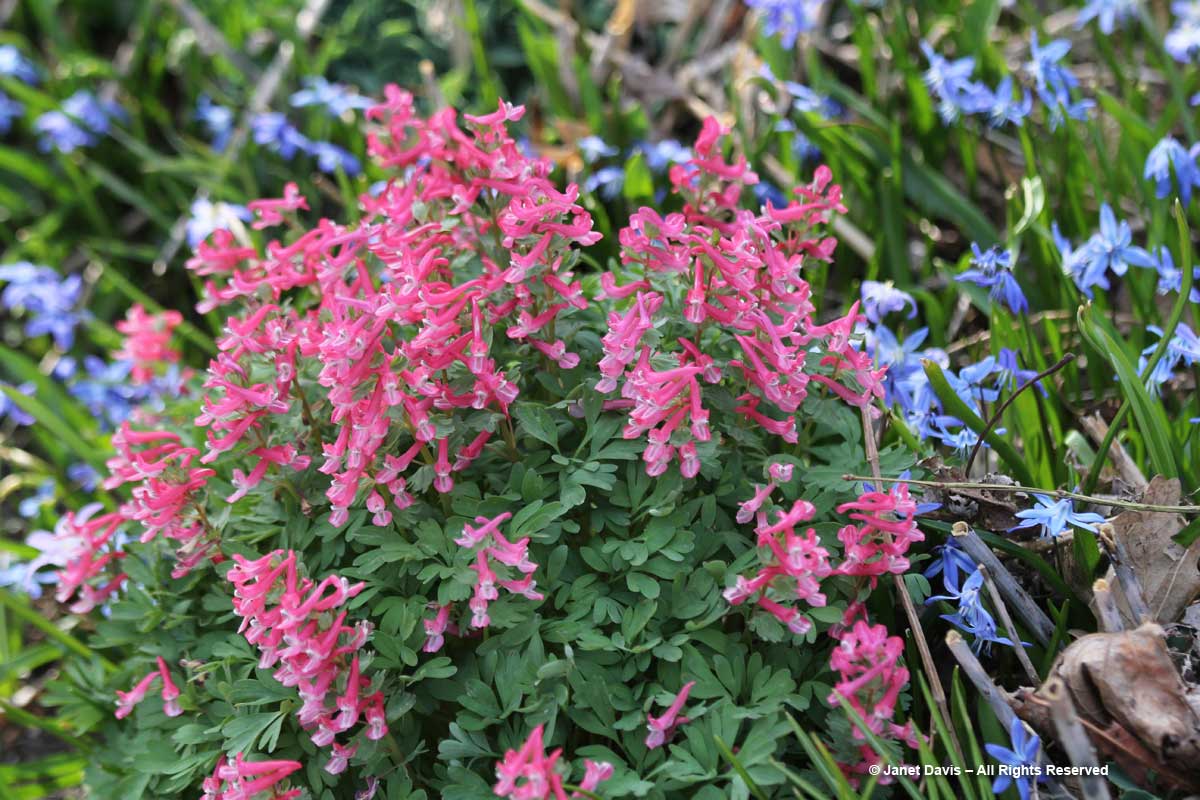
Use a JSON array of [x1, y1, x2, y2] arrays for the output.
[[835, 482, 925, 587], [726, 478, 925, 779], [103, 423, 217, 578], [114, 304, 183, 384], [115, 656, 183, 719], [186, 89, 599, 529], [493, 724, 612, 800], [828, 613, 922, 783], [24, 502, 126, 614], [423, 511, 543, 649], [595, 118, 882, 478], [201, 753, 302, 800], [227, 550, 386, 768]]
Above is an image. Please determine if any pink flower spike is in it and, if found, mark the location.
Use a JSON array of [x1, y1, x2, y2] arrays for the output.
[[645, 680, 695, 749]]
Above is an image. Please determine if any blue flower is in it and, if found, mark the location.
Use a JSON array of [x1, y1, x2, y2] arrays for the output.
[[584, 166, 625, 199], [956, 243, 1028, 314], [0, 262, 88, 348], [1151, 246, 1200, 301], [18, 480, 55, 519], [306, 141, 361, 176], [577, 135, 618, 163], [860, 280, 916, 324], [1025, 34, 1078, 97], [985, 718, 1042, 800], [68, 357, 153, 429], [0, 91, 23, 134], [636, 139, 692, 172], [67, 462, 99, 492], [251, 112, 310, 158], [186, 199, 252, 247], [195, 94, 234, 152], [289, 76, 372, 117], [745, 0, 824, 49], [0, 382, 36, 426], [1138, 323, 1200, 390], [924, 538, 977, 595], [0, 45, 38, 83], [752, 180, 789, 208], [1144, 137, 1200, 206], [983, 77, 1033, 128], [1166, 1, 1200, 61], [920, 41, 993, 123], [1011, 494, 1107, 538], [34, 90, 124, 153], [932, 424, 982, 457], [1065, 204, 1158, 295], [1077, 0, 1140, 34], [996, 348, 1044, 394]]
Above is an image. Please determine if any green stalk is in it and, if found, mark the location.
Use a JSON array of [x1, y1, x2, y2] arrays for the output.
[[0, 589, 115, 671]]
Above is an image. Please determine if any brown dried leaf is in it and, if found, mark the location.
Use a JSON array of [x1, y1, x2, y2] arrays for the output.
[[1042, 624, 1200, 771], [1106, 476, 1200, 624]]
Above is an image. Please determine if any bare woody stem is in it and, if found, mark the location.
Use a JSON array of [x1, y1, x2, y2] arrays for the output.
[[1092, 579, 1124, 634], [1043, 677, 1113, 800], [978, 565, 1039, 685], [1096, 523, 1153, 624]]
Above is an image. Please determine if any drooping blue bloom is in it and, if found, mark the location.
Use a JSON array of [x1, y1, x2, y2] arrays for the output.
[[636, 139, 692, 172], [1011, 494, 1107, 538], [0, 91, 23, 134], [860, 280, 916, 324], [584, 166, 625, 200], [985, 718, 1043, 800], [932, 424, 982, 457], [68, 357, 155, 429], [1038, 87, 1094, 131], [577, 135, 618, 164], [195, 94, 234, 152], [0, 262, 88, 348], [752, 180, 789, 208], [1150, 246, 1200, 301], [1025, 34, 1078, 97], [34, 90, 124, 153], [18, 480, 55, 519], [920, 41, 993, 124], [924, 538, 977, 595], [956, 243, 1028, 314], [745, 0, 824, 49], [306, 140, 361, 176], [982, 77, 1032, 128], [931, 568, 1023, 654], [1166, 1, 1200, 61], [1144, 137, 1200, 206], [67, 462, 98, 492], [251, 112, 311, 158], [289, 76, 372, 117], [1138, 322, 1200, 391], [0, 382, 36, 426], [186, 198, 252, 247], [1077, 0, 1140, 34], [0, 45, 39, 84], [0, 559, 56, 599], [995, 348, 1044, 394]]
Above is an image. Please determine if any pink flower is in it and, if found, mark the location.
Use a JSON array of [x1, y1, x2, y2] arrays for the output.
[[201, 753, 302, 800], [26, 502, 127, 613], [157, 656, 183, 717], [114, 304, 183, 384], [645, 680, 695, 749], [491, 724, 609, 799], [247, 182, 308, 229], [115, 670, 158, 719]]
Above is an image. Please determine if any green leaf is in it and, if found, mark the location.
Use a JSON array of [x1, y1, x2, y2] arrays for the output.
[[1077, 304, 1179, 480], [513, 403, 558, 450]]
